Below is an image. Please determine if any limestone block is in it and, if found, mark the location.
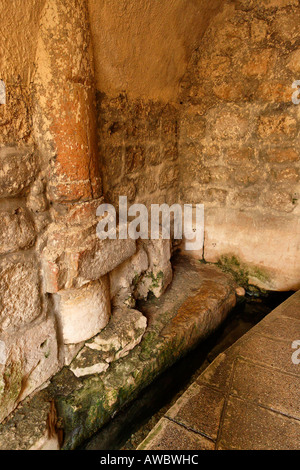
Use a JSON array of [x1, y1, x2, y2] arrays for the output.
[[54, 277, 111, 345], [258, 114, 297, 141], [0, 260, 42, 333], [210, 111, 249, 141], [0, 317, 59, 423], [70, 308, 147, 378], [63, 342, 85, 366], [41, 222, 137, 293], [287, 49, 300, 74], [77, 236, 137, 288], [0, 208, 36, 255], [27, 179, 48, 214], [263, 0, 298, 7], [69, 350, 109, 378], [137, 238, 173, 299], [109, 246, 148, 307], [0, 147, 38, 198]]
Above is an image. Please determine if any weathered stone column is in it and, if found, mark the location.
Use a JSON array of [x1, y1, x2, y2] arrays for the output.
[[34, 0, 102, 203], [34, 0, 111, 352]]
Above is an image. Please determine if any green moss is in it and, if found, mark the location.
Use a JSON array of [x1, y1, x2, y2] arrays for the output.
[[217, 255, 249, 286], [216, 254, 270, 288], [0, 361, 23, 421], [139, 331, 159, 361], [147, 271, 164, 290], [249, 266, 270, 284], [133, 273, 142, 287]]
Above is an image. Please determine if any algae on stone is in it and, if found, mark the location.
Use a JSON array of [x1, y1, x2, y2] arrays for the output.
[[216, 255, 270, 290]]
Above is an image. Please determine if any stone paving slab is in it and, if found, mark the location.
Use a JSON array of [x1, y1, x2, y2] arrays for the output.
[[139, 418, 215, 451], [138, 290, 300, 450]]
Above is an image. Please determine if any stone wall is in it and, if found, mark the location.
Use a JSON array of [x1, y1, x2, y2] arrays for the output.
[[97, 93, 179, 209], [178, 0, 300, 291]]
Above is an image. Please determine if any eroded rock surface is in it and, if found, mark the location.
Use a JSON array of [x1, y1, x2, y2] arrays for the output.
[[70, 308, 147, 378], [0, 255, 236, 450]]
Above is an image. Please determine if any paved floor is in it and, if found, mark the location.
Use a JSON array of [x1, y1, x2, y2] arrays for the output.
[[138, 290, 300, 450]]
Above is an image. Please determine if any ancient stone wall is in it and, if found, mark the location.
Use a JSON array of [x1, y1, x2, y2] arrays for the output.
[[178, 0, 300, 291], [0, 0, 56, 423], [97, 94, 179, 209]]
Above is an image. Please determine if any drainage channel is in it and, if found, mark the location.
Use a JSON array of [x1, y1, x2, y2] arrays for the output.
[[81, 290, 293, 451]]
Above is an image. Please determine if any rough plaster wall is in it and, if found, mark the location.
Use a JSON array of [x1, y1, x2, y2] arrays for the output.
[[0, 0, 45, 85], [88, 0, 223, 102], [178, 0, 300, 290], [0, 0, 46, 146]]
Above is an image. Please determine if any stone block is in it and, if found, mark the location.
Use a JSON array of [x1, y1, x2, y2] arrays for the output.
[[158, 165, 179, 190], [76, 237, 137, 289], [224, 147, 254, 165], [137, 238, 173, 299], [271, 167, 299, 183], [258, 114, 297, 141], [50, 198, 104, 226], [263, 0, 298, 7], [273, 11, 300, 43], [211, 111, 249, 141], [125, 145, 145, 173], [256, 82, 292, 103], [41, 223, 137, 293], [213, 80, 245, 101], [109, 246, 148, 307], [102, 146, 123, 183], [287, 49, 300, 74], [261, 190, 296, 213], [63, 342, 85, 367], [250, 19, 268, 42], [0, 260, 42, 333], [265, 148, 299, 163], [179, 113, 206, 142], [70, 308, 147, 378], [138, 418, 215, 451], [54, 278, 111, 345], [0, 316, 59, 423], [242, 49, 276, 78], [0, 208, 36, 255], [166, 382, 225, 440], [146, 144, 162, 166], [0, 147, 38, 198]]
